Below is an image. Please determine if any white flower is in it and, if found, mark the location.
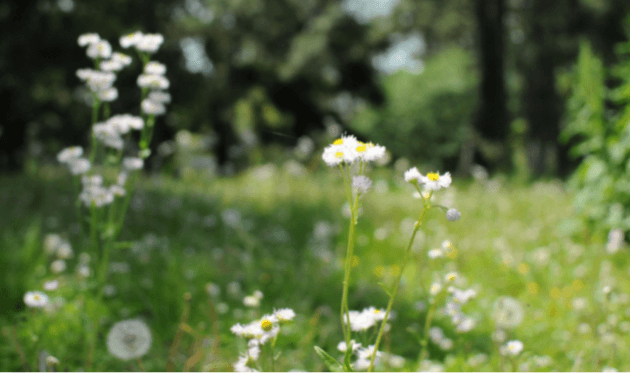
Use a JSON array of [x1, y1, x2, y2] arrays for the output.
[[404, 167, 421, 183], [455, 317, 476, 333], [352, 176, 372, 194], [444, 272, 458, 282], [233, 356, 258, 372], [430, 282, 442, 296], [44, 233, 63, 254], [108, 114, 144, 133], [106, 319, 152, 360], [141, 99, 166, 116], [93, 122, 123, 149], [501, 340, 523, 356], [148, 90, 171, 103], [606, 229, 624, 254], [344, 310, 376, 332], [24, 291, 49, 308], [123, 157, 144, 171], [120, 31, 143, 49], [77, 265, 91, 277], [44, 280, 59, 291], [111, 52, 133, 66], [51, 259, 67, 274], [253, 290, 263, 299], [231, 316, 279, 345], [57, 146, 83, 163], [137, 74, 170, 90], [446, 208, 461, 221], [273, 308, 295, 322], [77, 70, 116, 92], [427, 248, 443, 259], [439, 338, 453, 350], [206, 283, 221, 297], [419, 171, 452, 191], [337, 340, 361, 353], [322, 145, 344, 166], [243, 296, 260, 308], [98, 87, 118, 102], [100, 59, 125, 72], [451, 288, 477, 304], [68, 158, 91, 175], [78, 33, 100, 46], [110, 185, 126, 197], [493, 296, 524, 329], [356, 345, 381, 361], [135, 34, 164, 53], [361, 142, 386, 162], [144, 61, 166, 75], [87, 40, 112, 59], [56, 241, 73, 259], [321, 135, 361, 166], [428, 327, 444, 343]]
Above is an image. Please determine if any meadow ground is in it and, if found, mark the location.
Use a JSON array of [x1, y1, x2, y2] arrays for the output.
[[1, 164, 628, 372]]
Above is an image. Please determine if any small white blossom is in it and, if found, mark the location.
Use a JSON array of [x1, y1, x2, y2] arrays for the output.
[[24, 291, 49, 308], [44, 280, 59, 291], [141, 99, 166, 116], [51, 259, 67, 273], [430, 282, 442, 296], [273, 308, 295, 322], [98, 87, 118, 102], [455, 317, 476, 333], [68, 158, 91, 175], [419, 171, 452, 191], [120, 31, 143, 49], [427, 248, 443, 259], [606, 228, 624, 254], [144, 61, 166, 75], [352, 176, 372, 194], [137, 74, 170, 90], [337, 340, 362, 353], [108, 114, 144, 133], [501, 340, 523, 356], [404, 167, 421, 183], [243, 296, 260, 308], [56, 241, 73, 259], [493, 297, 524, 329], [57, 146, 83, 163], [100, 59, 125, 72], [123, 157, 144, 171], [111, 52, 133, 66], [93, 122, 123, 149], [148, 90, 171, 103], [87, 40, 112, 59], [135, 34, 164, 53], [78, 33, 100, 47]]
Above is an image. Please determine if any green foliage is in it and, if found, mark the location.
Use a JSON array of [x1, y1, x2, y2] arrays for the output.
[[351, 47, 478, 168], [562, 37, 630, 232]]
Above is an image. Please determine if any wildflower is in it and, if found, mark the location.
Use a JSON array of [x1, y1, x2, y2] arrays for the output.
[[206, 283, 221, 297], [100, 59, 125, 72], [57, 146, 83, 163], [492, 329, 507, 342], [361, 142, 386, 162], [439, 338, 453, 350], [444, 272, 458, 282], [253, 290, 263, 299], [45, 356, 60, 367], [321, 135, 361, 165], [44, 234, 63, 254], [56, 241, 73, 259], [231, 315, 279, 345], [78, 33, 100, 46], [148, 90, 171, 103], [141, 99, 166, 116], [455, 317, 476, 333], [108, 114, 144, 133], [98, 87, 118, 102], [430, 282, 442, 296], [446, 208, 461, 221], [260, 318, 273, 332], [44, 280, 59, 291], [120, 31, 143, 49], [501, 340, 523, 356], [77, 265, 91, 277], [68, 158, 91, 175], [322, 146, 344, 166], [428, 327, 444, 343], [93, 122, 123, 149], [467, 353, 488, 368], [111, 52, 133, 66], [419, 171, 452, 191], [137, 74, 170, 90], [144, 61, 166, 75], [106, 319, 152, 360], [135, 34, 164, 53], [243, 295, 260, 308], [337, 340, 361, 353], [493, 296, 524, 329], [86, 40, 112, 59], [427, 248, 443, 259], [606, 229, 624, 254], [451, 288, 476, 304], [352, 175, 372, 194], [123, 157, 144, 171], [418, 360, 444, 372], [24, 291, 49, 308], [51, 259, 67, 274], [404, 167, 421, 183], [356, 345, 381, 361], [273, 308, 296, 322]]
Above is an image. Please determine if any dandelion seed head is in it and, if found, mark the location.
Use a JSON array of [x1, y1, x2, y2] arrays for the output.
[[106, 319, 152, 360]]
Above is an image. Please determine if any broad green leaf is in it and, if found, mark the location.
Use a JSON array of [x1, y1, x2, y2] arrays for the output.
[[314, 346, 342, 372]]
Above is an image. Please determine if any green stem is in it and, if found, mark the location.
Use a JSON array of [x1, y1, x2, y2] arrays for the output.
[[89, 97, 101, 165], [368, 206, 428, 372], [115, 173, 137, 233], [89, 202, 100, 263], [73, 176, 85, 244], [341, 193, 360, 353], [419, 299, 438, 362]]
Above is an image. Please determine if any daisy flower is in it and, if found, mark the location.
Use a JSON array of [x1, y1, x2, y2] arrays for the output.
[[419, 171, 452, 191], [24, 291, 49, 308], [78, 33, 100, 47], [404, 167, 421, 183], [501, 340, 523, 356]]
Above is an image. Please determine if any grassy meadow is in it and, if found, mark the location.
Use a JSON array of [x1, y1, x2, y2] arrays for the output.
[[1, 163, 628, 372]]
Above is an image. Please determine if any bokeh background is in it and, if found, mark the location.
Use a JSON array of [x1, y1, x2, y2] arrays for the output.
[[5, 0, 630, 371]]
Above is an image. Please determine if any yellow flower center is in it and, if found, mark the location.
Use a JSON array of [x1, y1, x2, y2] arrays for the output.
[[335, 151, 343, 159], [427, 173, 440, 181], [261, 319, 273, 332], [374, 309, 381, 314], [33, 294, 41, 300], [356, 145, 366, 152], [333, 139, 343, 145]]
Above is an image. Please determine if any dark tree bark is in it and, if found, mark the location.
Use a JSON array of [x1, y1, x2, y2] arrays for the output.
[[473, 0, 509, 168]]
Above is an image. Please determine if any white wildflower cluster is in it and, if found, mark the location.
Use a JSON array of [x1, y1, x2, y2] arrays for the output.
[[343, 306, 387, 332], [120, 31, 164, 54], [404, 167, 462, 223], [79, 174, 127, 208], [106, 319, 152, 360], [76, 33, 132, 103], [231, 308, 295, 372], [43, 234, 73, 258], [93, 114, 144, 150], [57, 146, 91, 175], [322, 135, 386, 167], [427, 326, 454, 351]]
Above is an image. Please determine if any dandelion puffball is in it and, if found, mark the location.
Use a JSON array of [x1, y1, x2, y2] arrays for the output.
[[106, 319, 152, 360]]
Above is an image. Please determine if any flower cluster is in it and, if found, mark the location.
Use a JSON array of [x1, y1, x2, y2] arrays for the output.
[[93, 114, 144, 150], [120, 32, 164, 54], [231, 308, 295, 372], [342, 306, 387, 332], [322, 135, 386, 166]]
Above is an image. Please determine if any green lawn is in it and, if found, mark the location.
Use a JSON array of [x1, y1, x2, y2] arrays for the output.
[[1, 165, 627, 372]]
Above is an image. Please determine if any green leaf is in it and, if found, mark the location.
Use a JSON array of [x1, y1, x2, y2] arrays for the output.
[[314, 346, 342, 372]]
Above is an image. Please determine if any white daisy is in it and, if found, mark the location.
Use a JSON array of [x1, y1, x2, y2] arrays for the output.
[[123, 157, 144, 171], [337, 340, 362, 353], [135, 34, 164, 54], [78, 33, 100, 47], [87, 40, 112, 59], [419, 171, 452, 191], [24, 291, 49, 308], [144, 61, 166, 75], [120, 31, 143, 49], [106, 319, 152, 360], [44, 280, 59, 291], [57, 146, 83, 163], [273, 308, 295, 322], [501, 340, 523, 356], [141, 99, 166, 116], [404, 167, 421, 183]]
